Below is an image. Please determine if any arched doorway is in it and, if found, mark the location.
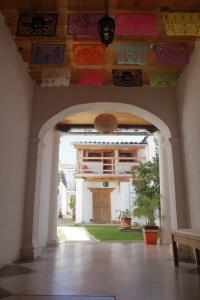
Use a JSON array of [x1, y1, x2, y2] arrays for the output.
[[21, 102, 188, 259]]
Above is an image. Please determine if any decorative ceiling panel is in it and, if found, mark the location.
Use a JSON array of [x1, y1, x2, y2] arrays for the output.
[[73, 44, 105, 65], [68, 14, 103, 35], [148, 70, 178, 87], [31, 44, 65, 64], [153, 44, 189, 65], [163, 13, 200, 36], [42, 68, 71, 87], [112, 69, 142, 87], [1, 0, 199, 86], [16, 13, 58, 37], [115, 13, 158, 36], [115, 44, 147, 65], [75, 69, 105, 86]]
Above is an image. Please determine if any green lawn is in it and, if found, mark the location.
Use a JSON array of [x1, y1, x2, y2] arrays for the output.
[[83, 225, 143, 241]]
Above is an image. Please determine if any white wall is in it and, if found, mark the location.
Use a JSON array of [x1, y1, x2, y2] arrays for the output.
[[78, 181, 138, 223], [177, 40, 200, 228], [0, 13, 33, 266]]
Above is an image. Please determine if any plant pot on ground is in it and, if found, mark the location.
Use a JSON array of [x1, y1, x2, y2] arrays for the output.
[[116, 209, 132, 229], [143, 225, 159, 245], [132, 156, 160, 245]]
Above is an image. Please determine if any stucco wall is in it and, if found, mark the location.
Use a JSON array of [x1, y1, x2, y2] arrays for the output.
[[77, 181, 137, 223], [0, 14, 33, 266], [81, 182, 121, 223], [32, 85, 178, 139], [177, 41, 200, 228]]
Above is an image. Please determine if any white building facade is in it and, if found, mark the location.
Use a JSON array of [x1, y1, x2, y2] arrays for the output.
[[73, 141, 153, 224]]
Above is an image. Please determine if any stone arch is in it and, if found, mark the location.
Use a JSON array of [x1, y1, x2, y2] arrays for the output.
[[38, 102, 171, 140], [21, 101, 188, 259]]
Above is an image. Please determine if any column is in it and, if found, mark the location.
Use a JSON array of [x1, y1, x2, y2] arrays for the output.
[[120, 181, 131, 210], [168, 137, 189, 228], [156, 132, 172, 244], [168, 137, 191, 260], [47, 130, 60, 245], [21, 136, 44, 259], [75, 178, 84, 223]]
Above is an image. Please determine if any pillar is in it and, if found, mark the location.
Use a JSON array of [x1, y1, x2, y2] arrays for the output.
[[120, 181, 131, 210], [75, 178, 84, 223], [47, 130, 60, 245], [156, 132, 172, 244], [21, 136, 45, 259], [169, 137, 190, 229]]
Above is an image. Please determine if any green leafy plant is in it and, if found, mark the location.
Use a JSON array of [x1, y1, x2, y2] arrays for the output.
[[69, 196, 76, 219], [116, 209, 132, 220], [132, 155, 160, 226]]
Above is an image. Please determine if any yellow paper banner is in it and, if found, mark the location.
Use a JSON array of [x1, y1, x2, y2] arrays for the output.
[[163, 13, 200, 36]]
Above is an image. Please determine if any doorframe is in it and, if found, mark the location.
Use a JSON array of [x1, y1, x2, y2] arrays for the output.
[[89, 188, 114, 224]]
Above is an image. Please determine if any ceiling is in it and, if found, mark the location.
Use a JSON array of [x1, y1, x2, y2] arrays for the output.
[[62, 111, 150, 125], [0, 0, 200, 86], [56, 111, 157, 134]]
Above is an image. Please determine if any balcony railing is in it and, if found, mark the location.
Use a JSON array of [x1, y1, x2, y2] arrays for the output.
[[75, 156, 146, 176]]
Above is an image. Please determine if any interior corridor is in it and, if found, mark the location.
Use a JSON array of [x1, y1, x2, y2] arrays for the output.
[[0, 242, 199, 300]]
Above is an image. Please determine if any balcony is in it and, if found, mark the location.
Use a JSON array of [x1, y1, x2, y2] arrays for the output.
[[75, 156, 146, 179]]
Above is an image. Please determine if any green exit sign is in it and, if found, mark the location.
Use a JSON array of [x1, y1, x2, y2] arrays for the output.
[[103, 181, 109, 187]]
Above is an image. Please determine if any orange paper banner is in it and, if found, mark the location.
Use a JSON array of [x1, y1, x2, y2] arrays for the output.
[[73, 44, 105, 65]]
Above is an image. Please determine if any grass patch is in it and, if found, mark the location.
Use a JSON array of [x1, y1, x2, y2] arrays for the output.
[[83, 225, 143, 241]]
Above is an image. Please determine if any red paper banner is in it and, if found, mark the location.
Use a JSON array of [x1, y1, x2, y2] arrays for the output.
[[116, 13, 158, 36], [73, 44, 105, 65], [76, 69, 105, 86]]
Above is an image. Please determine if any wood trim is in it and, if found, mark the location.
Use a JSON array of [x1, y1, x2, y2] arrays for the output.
[[88, 187, 115, 191]]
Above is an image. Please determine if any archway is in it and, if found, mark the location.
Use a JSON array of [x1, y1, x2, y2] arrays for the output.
[[21, 102, 188, 259]]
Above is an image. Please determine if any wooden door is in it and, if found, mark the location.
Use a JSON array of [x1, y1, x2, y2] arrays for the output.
[[92, 189, 111, 224]]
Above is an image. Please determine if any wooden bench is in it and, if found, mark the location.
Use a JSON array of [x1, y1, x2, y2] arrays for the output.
[[171, 229, 200, 267]]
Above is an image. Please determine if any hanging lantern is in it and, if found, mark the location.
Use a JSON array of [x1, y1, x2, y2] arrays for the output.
[[98, 13, 115, 47], [94, 113, 118, 133], [97, 0, 115, 47]]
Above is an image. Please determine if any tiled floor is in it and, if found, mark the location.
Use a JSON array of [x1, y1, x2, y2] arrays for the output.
[[0, 242, 200, 300]]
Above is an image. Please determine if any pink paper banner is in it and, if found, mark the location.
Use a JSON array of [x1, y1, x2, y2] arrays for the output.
[[76, 69, 105, 86], [154, 44, 189, 65], [73, 44, 105, 65], [68, 13, 103, 35], [116, 13, 158, 36]]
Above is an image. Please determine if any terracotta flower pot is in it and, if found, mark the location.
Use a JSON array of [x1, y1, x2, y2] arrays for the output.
[[121, 217, 132, 229], [143, 226, 158, 244]]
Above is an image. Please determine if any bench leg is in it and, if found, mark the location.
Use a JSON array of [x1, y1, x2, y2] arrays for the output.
[[172, 235, 179, 266], [195, 248, 200, 266]]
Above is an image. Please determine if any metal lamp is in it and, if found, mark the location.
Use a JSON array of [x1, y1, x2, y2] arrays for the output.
[[97, 1, 115, 47]]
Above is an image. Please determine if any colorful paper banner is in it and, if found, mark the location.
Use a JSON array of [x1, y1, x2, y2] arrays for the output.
[[154, 44, 189, 65], [75, 69, 105, 86], [42, 68, 71, 87], [148, 70, 178, 87], [116, 13, 157, 36], [31, 44, 65, 64], [112, 69, 142, 87], [68, 13, 103, 35], [17, 13, 58, 36], [114, 44, 147, 65], [73, 44, 105, 65], [163, 13, 200, 36]]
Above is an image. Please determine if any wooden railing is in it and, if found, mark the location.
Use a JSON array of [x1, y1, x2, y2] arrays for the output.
[[75, 156, 146, 175]]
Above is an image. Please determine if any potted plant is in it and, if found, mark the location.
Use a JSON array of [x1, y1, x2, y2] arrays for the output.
[[116, 209, 133, 229], [132, 156, 160, 244]]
